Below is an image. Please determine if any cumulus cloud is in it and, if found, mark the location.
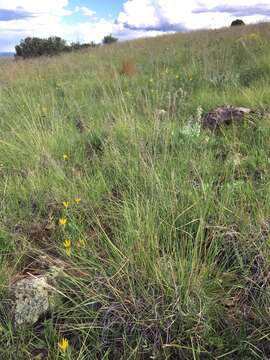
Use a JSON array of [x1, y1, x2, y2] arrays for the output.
[[64, 19, 119, 44], [117, 0, 270, 34], [117, 0, 186, 31], [0, 0, 73, 50], [75, 6, 96, 18], [0, 1, 114, 50], [1, 0, 270, 51]]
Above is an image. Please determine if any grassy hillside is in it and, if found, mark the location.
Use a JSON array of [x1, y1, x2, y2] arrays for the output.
[[1, 23, 270, 359]]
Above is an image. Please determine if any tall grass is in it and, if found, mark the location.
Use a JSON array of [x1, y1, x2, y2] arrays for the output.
[[0, 23, 270, 359]]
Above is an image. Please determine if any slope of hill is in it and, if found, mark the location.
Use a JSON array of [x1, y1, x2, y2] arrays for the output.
[[0, 23, 270, 359]]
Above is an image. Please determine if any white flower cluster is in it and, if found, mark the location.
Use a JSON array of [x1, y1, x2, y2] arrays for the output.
[[181, 121, 201, 137]]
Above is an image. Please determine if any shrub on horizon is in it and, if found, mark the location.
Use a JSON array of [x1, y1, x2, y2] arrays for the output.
[[15, 37, 98, 59], [231, 19, 245, 26], [102, 34, 118, 45]]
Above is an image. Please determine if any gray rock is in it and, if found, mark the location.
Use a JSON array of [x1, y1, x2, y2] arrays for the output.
[[202, 106, 252, 131], [12, 269, 62, 326]]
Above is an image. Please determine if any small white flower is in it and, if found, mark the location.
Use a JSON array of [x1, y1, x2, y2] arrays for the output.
[[233, 153, 242, 166], [181, 121, 201, 137], [196, 106, 203, 122]]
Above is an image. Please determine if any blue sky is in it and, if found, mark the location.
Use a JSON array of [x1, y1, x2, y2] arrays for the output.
[[67, 0, 123, 19], [0, 1, 270, 51]]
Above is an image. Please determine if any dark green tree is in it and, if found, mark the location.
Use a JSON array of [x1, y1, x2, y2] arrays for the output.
[[102, 34, 118, 45], [15, 36, 67, 58], [231, 19, 245, 26], [14, 37, 96, 58]]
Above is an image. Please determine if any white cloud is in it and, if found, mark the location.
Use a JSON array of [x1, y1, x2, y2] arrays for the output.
[[0, 0, 72, 50], [0, 1, 115, 51], [1, 0, 270, 51], [62, 19, 118, 44], [0, 0, 71, 16], [75, 6, 96, 18], [117, 0, 270, 32]]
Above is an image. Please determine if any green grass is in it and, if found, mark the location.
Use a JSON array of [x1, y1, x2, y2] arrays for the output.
[[0, 23, 270, 359]]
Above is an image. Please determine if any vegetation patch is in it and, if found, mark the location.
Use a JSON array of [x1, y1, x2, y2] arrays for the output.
[[0, 22, 270, 359]]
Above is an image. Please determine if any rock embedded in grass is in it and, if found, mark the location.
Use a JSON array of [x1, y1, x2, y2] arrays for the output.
[[11, 269, 61, 326], [202, 105, 252, 131]]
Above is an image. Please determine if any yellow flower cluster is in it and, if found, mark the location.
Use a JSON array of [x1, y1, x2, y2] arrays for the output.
[[58, 197, 83, 256], [62, 198, 81, 209], [63, 238, 86, 256]]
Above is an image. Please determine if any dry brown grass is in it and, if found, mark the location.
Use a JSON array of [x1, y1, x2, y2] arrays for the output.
[[120, 60, 137, 76]]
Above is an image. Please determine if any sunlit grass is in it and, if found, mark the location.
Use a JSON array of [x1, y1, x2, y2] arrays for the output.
[[0, 22, 270, 359]]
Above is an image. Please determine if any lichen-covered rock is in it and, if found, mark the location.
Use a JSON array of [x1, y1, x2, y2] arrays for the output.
[[201, 106, 252, 131], [12, 272, 60, 326]]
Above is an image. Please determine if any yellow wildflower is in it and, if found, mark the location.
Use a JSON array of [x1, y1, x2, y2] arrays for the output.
[[63, 201, 69, 209], [64, 239, 72, 257], [74, 198, 81, 204], [59, 218, 67, 226], [58, 337, 69, 352], [64, 239, 71, 247], [63, 154, 69, 161], [247, 33, 259, 41], [65, 248, 71, 257]]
